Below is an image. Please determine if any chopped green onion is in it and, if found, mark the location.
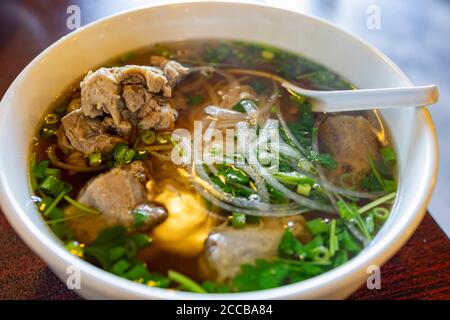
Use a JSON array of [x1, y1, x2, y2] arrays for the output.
[[329, 220, 339, 257], [39, 175, 71, 197], [296, 183, 311, 196], [65, 241, 84, 257], [88, 153, 102, 167], [109, 246, 126, 261], [373, 207, 390, 222], [168, 270, 207, 293], [340, 229, 361, 252], [130, 233, 152, 248], [306, 219, 329, 235], [113, 144, 136, 166], [339, 173, 356, 190], [297, 159, 317, 174], [156, 132, 171, 144], [141, 131, 157, 145], [273, 172, 314, 186], [111, 259, 131, 276], [124, 263, 150, 281], [44, 168, 61, 178], [336, 197, 371, 240], [125, 240, 138, 260], [383, 179, 397, 193], [231, 212, 246, 228], [333, 250, 348, 267], [358, 192, 396, 214], [310, 246, 331, 264], [44, 113, 60, 125]]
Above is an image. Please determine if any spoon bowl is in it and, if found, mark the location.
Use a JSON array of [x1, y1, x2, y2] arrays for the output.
[[282, 82, 439, 112]]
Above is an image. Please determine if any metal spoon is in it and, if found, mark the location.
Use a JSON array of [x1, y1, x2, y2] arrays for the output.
[[282, 82, 439, 112]]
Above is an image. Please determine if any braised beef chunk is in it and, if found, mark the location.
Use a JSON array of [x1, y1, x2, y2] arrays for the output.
[[150, 56, 189, 92], [203, 217, 308, 281], [319, 115, 380, 186], [60, 61, 188, 155], [101, 116, 132, 136], [138, 104, 176, 131], [60, 109, 127, 155], [122, 84, 176, 131], [80, 67, 122, 123], [68, 161, 167, 243], [122, 84, 154, 112]]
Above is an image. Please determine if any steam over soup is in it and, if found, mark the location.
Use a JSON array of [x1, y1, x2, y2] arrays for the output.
[[30, 40, 397, 293]]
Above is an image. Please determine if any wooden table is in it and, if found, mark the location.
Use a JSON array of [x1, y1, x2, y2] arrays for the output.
[[0, 0, 449, 300]]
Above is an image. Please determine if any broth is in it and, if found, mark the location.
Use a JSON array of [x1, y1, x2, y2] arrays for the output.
[[30, 40, 397, 292]]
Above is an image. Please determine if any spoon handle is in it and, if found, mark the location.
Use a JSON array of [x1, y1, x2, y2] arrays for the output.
[[282, 83, 439, 112]]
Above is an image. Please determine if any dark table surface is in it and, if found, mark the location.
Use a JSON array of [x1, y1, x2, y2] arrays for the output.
[[0, 0, 449, 300]]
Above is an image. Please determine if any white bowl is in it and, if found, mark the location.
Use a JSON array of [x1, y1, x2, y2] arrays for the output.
[[0, 1, 438, 299]]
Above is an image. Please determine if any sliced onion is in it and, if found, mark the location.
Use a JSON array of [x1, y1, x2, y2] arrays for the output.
[[192, 183, 310, 217], [226, 68, 288, 84], [204, 105, 247, 121]]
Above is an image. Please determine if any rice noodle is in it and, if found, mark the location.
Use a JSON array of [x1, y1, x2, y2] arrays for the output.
[[201, 77, 220, 106], [226, 68, 288, 85], [179, 75, 205, 93], [204, 105, 247, 121]]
